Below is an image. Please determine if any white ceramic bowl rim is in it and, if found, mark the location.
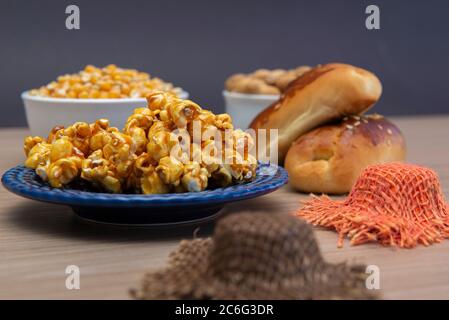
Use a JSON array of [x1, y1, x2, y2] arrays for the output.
[[222, 90, 280, 101], [21, 90, 189, 104]]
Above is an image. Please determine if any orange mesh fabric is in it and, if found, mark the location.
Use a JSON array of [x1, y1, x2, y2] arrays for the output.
[[296, 163, 449, 248]]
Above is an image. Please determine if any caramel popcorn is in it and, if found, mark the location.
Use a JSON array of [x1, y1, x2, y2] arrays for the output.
[[29, 64, 182, 99], [89, 119, 119, 152], [81, 150, 122, 193], [24, 136, 44, 157], [156, 156, 184, 185], [123, 108, 154, 155], [45, 156, 82, 188], [181, 161, 209, 192], [225, 65, 311, 94], [23, 91, 257, 194], [30, 137, 84, 188], [47, 122, 92, 156], [141, 171, 172, 195], [24, 141, 52, 169]]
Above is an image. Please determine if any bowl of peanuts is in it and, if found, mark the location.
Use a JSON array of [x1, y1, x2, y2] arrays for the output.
[[23, 64, 188, 136], [223, 66, 311, 129]]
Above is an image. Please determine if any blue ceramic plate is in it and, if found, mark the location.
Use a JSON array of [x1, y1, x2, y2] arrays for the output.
[[2, 163, 288, 225]]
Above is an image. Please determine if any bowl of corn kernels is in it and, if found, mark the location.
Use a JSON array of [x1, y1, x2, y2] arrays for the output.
[[23, 64, 188, 136], [223, 66, 311, 129]]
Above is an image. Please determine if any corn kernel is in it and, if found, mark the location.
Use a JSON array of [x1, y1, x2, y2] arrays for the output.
[[99, 91, 109, 99], [90, 75, 98, 84], [108, 91, 120, 98], [84, 65, 96, 73], [99, 81, 112, 91], [78, 91, 88, 99], [29, 65, 180, 99], [88, 90, 100, 99], [66, 91, 76, 98]]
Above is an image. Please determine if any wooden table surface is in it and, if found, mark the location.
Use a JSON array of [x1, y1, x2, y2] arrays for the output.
[[1, 115, 449, 300]]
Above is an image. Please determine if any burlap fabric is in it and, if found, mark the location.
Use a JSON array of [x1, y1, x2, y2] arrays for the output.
[[297, 162, 449, 248], [131, 212, 375, 300]]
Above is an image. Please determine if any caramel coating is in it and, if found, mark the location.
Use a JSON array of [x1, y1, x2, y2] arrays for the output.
[[123, 108, 154, 155], [25, 136, 84, 188], [81, 150, 122, 193], [23, 91, 257, 194], [225, 66, 311, 94]]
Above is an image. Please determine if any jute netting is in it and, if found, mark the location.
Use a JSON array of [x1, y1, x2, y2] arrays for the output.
[[132, 212, 375, 299], [296, 163, 449, 248]]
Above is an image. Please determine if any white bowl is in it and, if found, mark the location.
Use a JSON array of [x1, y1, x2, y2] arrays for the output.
[[22, 91, 189, 137], [223, 90, 279, 129]]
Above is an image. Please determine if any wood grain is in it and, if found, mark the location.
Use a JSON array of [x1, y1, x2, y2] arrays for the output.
[[1, 116, 449, 299]]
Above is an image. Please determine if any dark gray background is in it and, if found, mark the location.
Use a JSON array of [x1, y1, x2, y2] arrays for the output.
[[1, 0, 448, 127]]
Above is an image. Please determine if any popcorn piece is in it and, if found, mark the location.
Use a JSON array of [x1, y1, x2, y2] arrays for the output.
[[123, 108, 154, 155], [215, 114, 233, 130], [24, 141, 52, 169], [229, 129, 255, 158], [47, 122, 92, 156], [102, 131, 135, 179], [142, 171, 171, 194], [200, 140, 221, 174], [156, 156, 184, 185], [45, 156, 82, 188], [211, 166, 233, 187], [127, 153, 171, 194], [50, 137, 79, 162], [24, 136, 44, 157], [127, 153, 153, 193], [146, 121, 175, 162], [168, 99, 201, 128], [146, 91, 177, 112], [46, 125, 65, 143], [147, 91, 201, 128], [81, 150, 122, 193], [181, 162, 209, 192], [62, 122, 92, 155], [223, 149, 257, 182], [26, 137, 84, 188]]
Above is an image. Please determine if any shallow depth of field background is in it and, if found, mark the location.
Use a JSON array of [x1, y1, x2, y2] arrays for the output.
[[0, 0, 448, 127]]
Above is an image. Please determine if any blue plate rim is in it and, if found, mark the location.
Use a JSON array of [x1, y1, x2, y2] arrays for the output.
[[1, 163, 288, 208]]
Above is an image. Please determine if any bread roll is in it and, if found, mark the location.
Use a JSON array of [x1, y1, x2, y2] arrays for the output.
[[284, 115, 406, 194], [250, 63, 382, 162]]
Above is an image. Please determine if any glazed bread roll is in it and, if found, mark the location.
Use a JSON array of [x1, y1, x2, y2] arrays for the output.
[[250, 63, 382, 162], [285, 115, 406, 194]]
